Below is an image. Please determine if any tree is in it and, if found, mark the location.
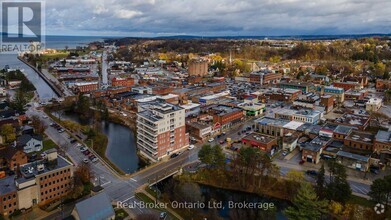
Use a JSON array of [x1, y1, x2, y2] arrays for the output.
[[286, 170, 305, 183], [30, 115, 47, 135], [198, 144, 225, 168], [12, 89, 27, 111], [284, 182, 328, 220], [198, 144, 213, 165], [316, 163, 326, 198], [369, 175, 391, 211], [211, 145, 225, 168], [0, 124, 16, 143], [325, 160, 352, 203]]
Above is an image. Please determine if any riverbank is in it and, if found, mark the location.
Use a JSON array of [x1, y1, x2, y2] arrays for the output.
[[17, 56, 63, 97], [43, 108, 126, 176]]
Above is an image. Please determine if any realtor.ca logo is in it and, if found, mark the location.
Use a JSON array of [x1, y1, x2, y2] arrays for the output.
[[374, 203, 385, 214], [1, 1, 45, 54]]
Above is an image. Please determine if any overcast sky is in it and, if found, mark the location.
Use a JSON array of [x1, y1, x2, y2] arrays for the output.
[[39, 0, 391, 36]]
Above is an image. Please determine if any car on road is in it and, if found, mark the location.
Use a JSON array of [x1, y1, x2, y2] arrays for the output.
[[237, 132, 241, 135], [219, 140, 225, 144], [190, 137, 196, 141], [282, 151, 288, 156], [188, 145, 195, 150], [208, 138, 214, 143], [170, 153, 179, 158], [42, 115, 48, 119], [299, 160, 305, 165], [83, 150, 91, 156], [222, 132, 226, 136], [80, 146, 87, 152], [70, 139, 77, 144], [83, 158, 89, 164], [159, 212, 167, 220], [58, 128, 65, 133], [306, 170, 318, 176]]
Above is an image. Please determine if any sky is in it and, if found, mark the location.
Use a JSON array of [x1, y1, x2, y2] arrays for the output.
[[4, 0, 391, 37]]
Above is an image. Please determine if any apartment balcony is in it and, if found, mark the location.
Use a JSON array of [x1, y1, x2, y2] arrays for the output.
[[138, 135, 157, 145], [137, 119, 157, 131], [137, 139, 158, 151], [138, 130, 156, 140], [138, 125, 157, 137]]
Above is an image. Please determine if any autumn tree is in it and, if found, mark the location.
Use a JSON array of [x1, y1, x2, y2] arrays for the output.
[[284, 182, 328, 220], [30, 115, 47, 135], [1, 124, 16, 143]]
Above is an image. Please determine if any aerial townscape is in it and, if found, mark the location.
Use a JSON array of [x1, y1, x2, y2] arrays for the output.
[[1, 1, 391, 220]]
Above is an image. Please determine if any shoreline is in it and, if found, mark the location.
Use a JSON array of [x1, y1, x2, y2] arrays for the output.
[[17, 56, 63, 97]]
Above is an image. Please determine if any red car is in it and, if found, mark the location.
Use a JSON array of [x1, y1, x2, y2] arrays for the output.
[[299, 160, 305, 165]]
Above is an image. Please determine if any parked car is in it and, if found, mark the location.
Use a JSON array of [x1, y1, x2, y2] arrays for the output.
[[222, 132, 226, 136], [83, 158, 89, 164], [83, 150, 90, 156], [282, 151, 288, 156], [208, 138, 214, 143], [219, 140, 225, 144], [306, 170, 318, 176], [92, 157, 98, 163], [159, 212, 167, 220], [80, 146, 87, 152], [170, 153, 179, 158], [299, 160, 305, 165], [70, 139, 77, 144], [188, 145, 195, 150]]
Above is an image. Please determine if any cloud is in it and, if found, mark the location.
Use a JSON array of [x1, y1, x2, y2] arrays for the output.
[[42, 0, 391, 36]]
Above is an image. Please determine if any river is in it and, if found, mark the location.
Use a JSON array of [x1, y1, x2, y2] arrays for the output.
[[0, 54, 58, 101], [1, 36, 143, 173], [155, 178, 289, 220], [52, 111, 144, 173]]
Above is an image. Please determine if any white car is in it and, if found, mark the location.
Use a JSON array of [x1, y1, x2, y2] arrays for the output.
[[92, 157, 98, 163], [208, 138, 214, 143], [42, 115, 48, 119], [83, 158, 89, 164], [188, 145, 195, 150]]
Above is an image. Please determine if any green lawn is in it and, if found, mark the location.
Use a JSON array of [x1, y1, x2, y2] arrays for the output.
[[348, 195, 375, 207], [42, 139, 57, 151]]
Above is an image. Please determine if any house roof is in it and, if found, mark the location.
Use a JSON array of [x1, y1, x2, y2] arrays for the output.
[[74, 192, 115, 220], [0, 146, 25, 160], [336, 151, 370, 162], [17, 134, 43, 146], [0, 175, 16, 196]]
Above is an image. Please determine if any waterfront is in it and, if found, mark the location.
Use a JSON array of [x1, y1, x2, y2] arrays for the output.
[[155, 178, 288, 220], [0, 54, 58, 101], [53, 111, 144, 173]]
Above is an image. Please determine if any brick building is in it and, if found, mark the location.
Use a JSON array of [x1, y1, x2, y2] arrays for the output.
[[375, 79, 391, 92], [73, 82, 99, 93], [16, 150, 74, 208], [137, 102, 189, 161], [344, 131, 374, 151], [111, 77, 134, 87], [0, 146, 27, 171], [242, 133, 277, 154], [250, 71, 282, 85], [0, 176, 18, 216], [207, 105, 244, 130], [333, 82, 362, 91]]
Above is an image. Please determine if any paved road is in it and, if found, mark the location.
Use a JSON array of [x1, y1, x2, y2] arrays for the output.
[[101, 51, 108, 85], [25, 106, 374, 218]]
